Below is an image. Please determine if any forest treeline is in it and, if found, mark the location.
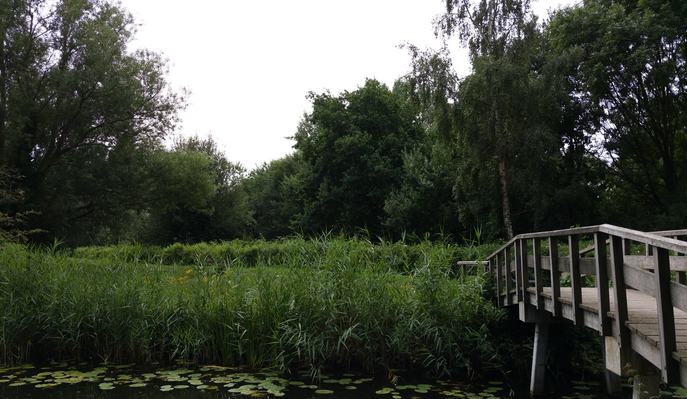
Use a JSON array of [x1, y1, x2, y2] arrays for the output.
[[0, 0, 685, 246]]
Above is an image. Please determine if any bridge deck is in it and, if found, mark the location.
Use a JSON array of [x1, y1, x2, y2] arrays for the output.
[[515, 287, 687, 370]]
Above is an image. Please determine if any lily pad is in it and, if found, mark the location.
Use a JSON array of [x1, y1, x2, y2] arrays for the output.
[[315, 389, 334, 394]]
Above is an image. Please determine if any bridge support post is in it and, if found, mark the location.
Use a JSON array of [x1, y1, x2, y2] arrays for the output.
[[603, 335, 660, 399], [601, 336, 624, 398], [530, 321, 549, 397]]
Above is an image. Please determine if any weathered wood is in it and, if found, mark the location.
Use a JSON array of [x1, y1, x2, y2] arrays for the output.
[[496, 251, 504, 307], [515, 241, 524, 303], [534, 238, 544, 310], [655, 247, 678, 383], [520, 239, 529, 304], [569, 234, 583, 326], [505, 246, 513, 306], [487, 224, 687, 390], [610, 236, 630, 350], [624, 255, 687, 271], [595, 232, 611, 336], [530, 322, 549, 397], [549, 237, 561, 317]]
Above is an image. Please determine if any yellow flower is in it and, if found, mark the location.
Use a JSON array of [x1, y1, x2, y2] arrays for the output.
[[186, 269, 193, 274]]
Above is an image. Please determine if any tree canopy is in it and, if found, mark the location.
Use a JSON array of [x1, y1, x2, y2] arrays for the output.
[[293, 79, 424, 237]]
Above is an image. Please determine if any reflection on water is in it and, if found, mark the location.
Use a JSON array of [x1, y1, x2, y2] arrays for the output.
[[2, 361, 684, 399]]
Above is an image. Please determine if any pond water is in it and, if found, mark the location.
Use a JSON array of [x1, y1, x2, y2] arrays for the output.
[[1, 361, 686, 399]]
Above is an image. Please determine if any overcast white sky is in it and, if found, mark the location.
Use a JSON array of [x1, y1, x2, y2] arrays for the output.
[[121, 0, 579, 170]]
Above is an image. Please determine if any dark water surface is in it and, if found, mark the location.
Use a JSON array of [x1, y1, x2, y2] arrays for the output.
[[1, 361, 686, 399]]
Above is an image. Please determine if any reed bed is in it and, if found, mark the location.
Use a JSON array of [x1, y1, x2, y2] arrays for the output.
[[0, 237, 526, 379]]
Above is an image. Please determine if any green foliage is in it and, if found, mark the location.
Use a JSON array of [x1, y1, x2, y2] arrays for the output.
[[294, 79, 424, 237], [3, 239, 520, 378], [549, 0, 687, 229], [242, 153, 305, 239], [142, 135, 251, 245], [0, 0, 186, 244], [384, 145, 464, 238], [0, 167, 42, 243]]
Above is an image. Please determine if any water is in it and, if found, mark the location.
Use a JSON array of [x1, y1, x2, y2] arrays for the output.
[[1, 361, 685, 399]]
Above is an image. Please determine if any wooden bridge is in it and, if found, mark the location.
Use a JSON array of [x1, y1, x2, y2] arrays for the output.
[[480, 224, 687, 398]]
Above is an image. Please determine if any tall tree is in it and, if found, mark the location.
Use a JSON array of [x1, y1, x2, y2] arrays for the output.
[[294, 79, 423, 236], [436, 0, 560, 238], [549, 0, 687, 229], [0, 0, 186, 241], [243, 153, 305, 239], [143, 135, 251, 245]]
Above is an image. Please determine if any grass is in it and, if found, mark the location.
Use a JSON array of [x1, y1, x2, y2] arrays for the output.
[[0, 236, 530, 380]]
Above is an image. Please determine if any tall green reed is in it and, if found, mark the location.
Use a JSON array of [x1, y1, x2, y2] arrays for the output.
[[2, 236, 518, 379]]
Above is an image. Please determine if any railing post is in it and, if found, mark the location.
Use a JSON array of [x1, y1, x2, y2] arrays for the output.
[[519, 238, 529, 304], [533, 238, 544, 310], [569, 234, 583, 326], [496, 251, 504, 307], [515, 240, 524, 303], [595, 232, 611, 336], [549, 237, 561, 318], [654, 246, 678, 383], [505, 246, 512, 306], [610, 236, 630, 348], [673, 235, 686, 285]]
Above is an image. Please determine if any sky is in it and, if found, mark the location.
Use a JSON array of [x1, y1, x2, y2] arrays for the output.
[[120, 0, 579, 170]]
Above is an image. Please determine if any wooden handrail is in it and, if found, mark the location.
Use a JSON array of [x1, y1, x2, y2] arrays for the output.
[[485, 224, 687, 383]]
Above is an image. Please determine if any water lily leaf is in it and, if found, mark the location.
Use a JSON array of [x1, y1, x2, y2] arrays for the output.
[[323, 379, 339, 384], [414, 389, 429, 393], [129, 383, 147, 387], [315, 389, 334, 394], [9, 382, 27, 387], [289, 381, 305, 386], [346, 386, 357, 390], [175, 385, 190, 389]]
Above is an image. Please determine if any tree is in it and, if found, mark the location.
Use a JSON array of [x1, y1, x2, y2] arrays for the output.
[[293, 79, 424, 236], [432, 0, 591, 238], [242, 153, 305, 239], [142, 135, 251, 245], [0, 0, 186, 242], [383, 145, 464, 239], [549, 0, 687, 229]]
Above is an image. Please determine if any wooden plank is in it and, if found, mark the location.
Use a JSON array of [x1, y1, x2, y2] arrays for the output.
[[496, 251, 504, 307], [610, 236, 631, 350], [550, 237, 561, 317], [624, 255, 687, 271], [676, 244, 686, 283], [534, 238, 544, 310], [595, 232, 611, 336], [505, 246, 513, 306], [520, 239, 529, 304], [654, 247, 678, 383], [515, 240, 524, 303], [624, 265, 656, 296], [569, 234, 583, 326]]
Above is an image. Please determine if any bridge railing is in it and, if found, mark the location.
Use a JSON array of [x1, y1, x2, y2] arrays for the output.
[[484, 224, 687, 382]]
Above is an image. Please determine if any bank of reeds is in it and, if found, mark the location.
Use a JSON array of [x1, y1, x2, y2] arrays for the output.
[[1, 237, 527, 379]]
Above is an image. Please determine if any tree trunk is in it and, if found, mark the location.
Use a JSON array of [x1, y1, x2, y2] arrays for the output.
[[499, 155, 514, 239], [0, 25, 6, 165]]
